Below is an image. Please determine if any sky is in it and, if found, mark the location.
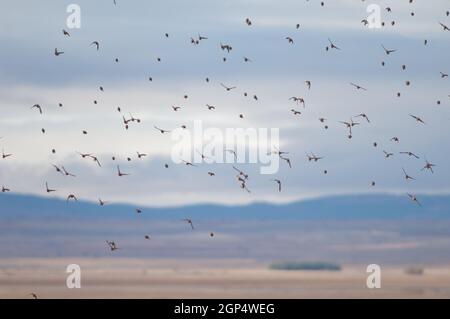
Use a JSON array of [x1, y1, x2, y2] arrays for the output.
[[0, 0, 449, 206]]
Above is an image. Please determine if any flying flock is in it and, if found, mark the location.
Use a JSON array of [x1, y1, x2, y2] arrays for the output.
[[1, 0, 449, 258]]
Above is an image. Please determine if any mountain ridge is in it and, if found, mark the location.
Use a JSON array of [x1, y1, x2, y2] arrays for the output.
[[1, 192, 449, 220]]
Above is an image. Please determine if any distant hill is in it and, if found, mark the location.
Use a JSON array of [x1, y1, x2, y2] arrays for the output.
[[1, 192, 449, 220]]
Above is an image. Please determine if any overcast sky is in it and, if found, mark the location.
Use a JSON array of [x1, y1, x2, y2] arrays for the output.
[[0, 0, 449, 206]]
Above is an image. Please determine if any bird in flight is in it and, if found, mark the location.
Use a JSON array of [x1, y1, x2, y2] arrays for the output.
[[220, 43, 232, 52], [136, 151, 147, 159], [1, 186, 10, 193], [305, 81, 311, 90], [91, 41, 100, 50], [106, 240, 119, 251], [99, 199, 108, 206], [407, 193, 421, 206], [89, 155, 102, 167], [233, 166, 249, 181], [2, 149, 12, 159], [67, 194, 77, 202], [350, 83, 367, 91], [402, 168, 415, 181], [269, 146, 289, 156], [306, 153, 323, 162], [271, 179, 282, 192], [382, 44, 396, 55], [290, 96, 305, 108], [439, 22, 450, 31], [62, 29, 70, 37], [62, 166, 76, 177], [220, 83, 236, 91], [327, 38, 341, 50], [54, 48, 64, 56], [399, 152, 420, 159], [181, 159, 197, 167], [154, 126, 171, 134], [117, 165, 130, 177], [77, 152, 91, 159], [285, 36, 294, 44], [45, 182, 56, 193], [422, 159, 436, 173], [31, 104, 43, 114], [226, 149, 237, 161], [182, 218, 194, 230], [354, 113, 370, 123], [52, 164, 64, 175], [410, 114, 426, 124], [383, 151, 394, 159], [279, 155, 292, 168], [339, 119, 359, 137]]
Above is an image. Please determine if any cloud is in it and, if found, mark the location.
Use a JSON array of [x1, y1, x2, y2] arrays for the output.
[[0, 0, 449, 206]]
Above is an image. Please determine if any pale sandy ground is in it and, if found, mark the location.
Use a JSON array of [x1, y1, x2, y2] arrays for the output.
[[1, 258, 450, 299]]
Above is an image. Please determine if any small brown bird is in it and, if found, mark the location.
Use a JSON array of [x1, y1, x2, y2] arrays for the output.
[[106, 240, 119, 251], [305, 81, 311, 90], [91, 41, 100, 50], [117, 165, 130, 177], [285, 37, 294, 44], [45, 182, 56, 193], [154, 126, 171, 134], [350, 83, 367, 91], [54, 48, 64, 56], [410, 114, 426, 124], [328, 38, 341, 50], [31, 104, 43, 114], [137, 151, 147, 159], [271, 179, 282, 192], [67, 194, 77, 202], [220, 83, 236, 91], [182, 218, 194, 230], [407, 193, 421, 206], [382, 44, 396, 55], [439, 22, 450, 31], [400, 152, 419, 159], [2, 149, 12, 159], [62, 166, 76, 177], [383, 151, 394, 158], [422, 159, 436, 173], [355, 113, 370, 123], [402, 168, 415, 181]]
